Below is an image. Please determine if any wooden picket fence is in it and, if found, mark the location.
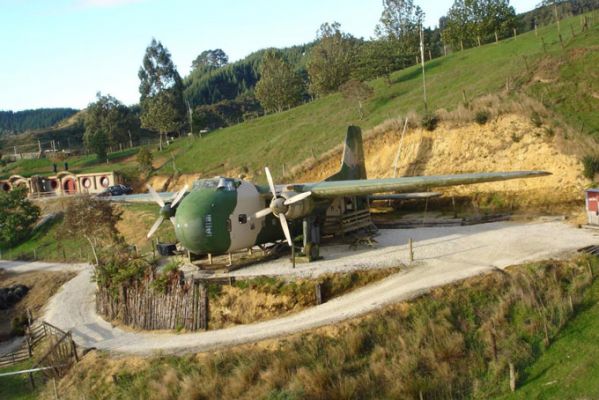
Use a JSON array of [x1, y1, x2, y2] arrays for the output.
[[96, 275, 208, 331]]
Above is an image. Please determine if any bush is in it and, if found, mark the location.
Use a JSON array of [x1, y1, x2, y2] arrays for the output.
[[0, 187, 41, 247], [137, 147, 153, 177], [11, 314, 28, 336], [421, 113, 439, 131], [582, 155, 599, 180], [530, 111, 543, 127], [474, 110, 490, 125]]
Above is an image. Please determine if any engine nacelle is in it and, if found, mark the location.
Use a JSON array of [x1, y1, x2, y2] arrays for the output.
[[280, 191, 314, 220]]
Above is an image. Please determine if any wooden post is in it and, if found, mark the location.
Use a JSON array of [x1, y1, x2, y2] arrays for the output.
[[69, 333, 79, 362], [208, 253, 212, 265], [199, 283, 208, 330], [315, 283, 323, 305], [291, 244, 296, 269], [428, 49, 432, 61], [513, 27, 517, 39], [509, 362, 516, 392], [409, 238, 414, 262], [522, 55, 530, 73], [534, 23, 538, 36], [541, 37, 547, 53], [559, 34, 564, 49]]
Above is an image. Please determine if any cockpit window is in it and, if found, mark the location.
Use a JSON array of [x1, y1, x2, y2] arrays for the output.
[[238, 214, 247, 224], [217, 178, 236, 191], [193, 177, 238, 191]]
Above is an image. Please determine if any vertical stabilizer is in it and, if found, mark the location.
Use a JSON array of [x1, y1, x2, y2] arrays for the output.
[[326, 126, 367, 181]]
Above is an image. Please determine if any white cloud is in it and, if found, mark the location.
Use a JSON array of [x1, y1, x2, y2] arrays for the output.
[[77, 0, 144, 8]]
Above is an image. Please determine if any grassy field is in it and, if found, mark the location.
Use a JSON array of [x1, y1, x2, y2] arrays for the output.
[[2, 14, 596, 184], [0, 214, 90, 262], [502, 275, 599, 399], [0, 361, 39, 400]]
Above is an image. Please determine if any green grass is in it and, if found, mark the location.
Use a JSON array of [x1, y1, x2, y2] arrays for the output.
[[501, 274, 599, 399], [0, 361, 40, 400], [0, 214, 90, 262], [0, 147, 141, 179]]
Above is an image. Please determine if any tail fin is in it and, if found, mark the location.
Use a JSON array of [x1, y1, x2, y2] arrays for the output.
[[326, 126, 367, 181]]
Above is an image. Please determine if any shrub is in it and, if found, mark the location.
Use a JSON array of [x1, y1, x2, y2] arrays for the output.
[[582, 155, 599, 180], [137, 147, 153, 177], [0, 187, 41, 247], [474, 110, 490, 125], [421, 112, 439, 131], [530, 111, 543, 127]]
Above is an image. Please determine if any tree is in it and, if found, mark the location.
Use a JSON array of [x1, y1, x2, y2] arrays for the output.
[[353, 39, 411, 83], [340, 80, 374, 120], [140, 91, 183, 150], [60, 195, 122, 264], [84, 93, 136, 161], [255, 50, 304, 113], [442, 0, 475, 50], [376, 0, 425, 65], [191, 49, 229, 71], [307, 22, 358, 97], [138, 39, 187, 150], [0, 187, 40, 248], [442, 0, 517, 50]]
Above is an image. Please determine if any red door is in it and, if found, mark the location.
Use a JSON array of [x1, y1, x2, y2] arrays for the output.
[[63, 178, 77, 194]]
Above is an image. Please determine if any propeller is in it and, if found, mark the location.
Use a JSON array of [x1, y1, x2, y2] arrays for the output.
[[251, 167, 311, 247], [146, 184, 189, 239]]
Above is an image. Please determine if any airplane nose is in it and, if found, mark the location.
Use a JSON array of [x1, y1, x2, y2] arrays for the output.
[[173, 190, 234, 254]]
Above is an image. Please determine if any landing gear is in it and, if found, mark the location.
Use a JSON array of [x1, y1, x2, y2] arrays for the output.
[[293, 216, 322, 263]]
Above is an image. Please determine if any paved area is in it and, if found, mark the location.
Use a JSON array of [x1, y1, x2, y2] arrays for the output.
[[2, 221, 597, 355]]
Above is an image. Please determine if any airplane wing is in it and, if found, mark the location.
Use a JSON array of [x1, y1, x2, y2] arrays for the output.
[[289, 171, 550, 198], [369, 192, 441, 201]]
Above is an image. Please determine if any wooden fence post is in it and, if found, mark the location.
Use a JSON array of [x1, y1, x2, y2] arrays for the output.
[[199, 283, 208, 330], [509, 362, 516, 392], [315, 283, 323, 305], [409, 238, 414, 263]]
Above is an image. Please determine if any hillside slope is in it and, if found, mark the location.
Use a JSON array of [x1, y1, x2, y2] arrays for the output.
[[156, 14, 598, 182]]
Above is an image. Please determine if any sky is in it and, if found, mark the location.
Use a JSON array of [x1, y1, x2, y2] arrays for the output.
[[0, 0, 540, 111]]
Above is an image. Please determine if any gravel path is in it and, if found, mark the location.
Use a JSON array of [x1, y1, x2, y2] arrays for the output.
[[3, 221, 597, 356]]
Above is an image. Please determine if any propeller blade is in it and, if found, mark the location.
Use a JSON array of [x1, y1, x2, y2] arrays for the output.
[[169, 217, 176, 227], [284, 191, 312, 206], [278, 214, 293, 247], [146, 184, 165, 207], [147, 216, 164, 239], [265, 167, 277, 197], [252, 208, 273, 220], [170, 184, 189, 208]]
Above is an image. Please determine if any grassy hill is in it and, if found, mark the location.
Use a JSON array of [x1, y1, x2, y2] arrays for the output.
[[157, 13, 598, 180], [3, 13, 597, 184]]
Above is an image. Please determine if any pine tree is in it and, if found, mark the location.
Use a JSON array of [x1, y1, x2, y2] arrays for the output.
[[138, 39, 186, 149]]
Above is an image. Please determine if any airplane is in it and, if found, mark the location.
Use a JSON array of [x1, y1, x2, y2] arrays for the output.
[[116, 126, 550, 261]]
